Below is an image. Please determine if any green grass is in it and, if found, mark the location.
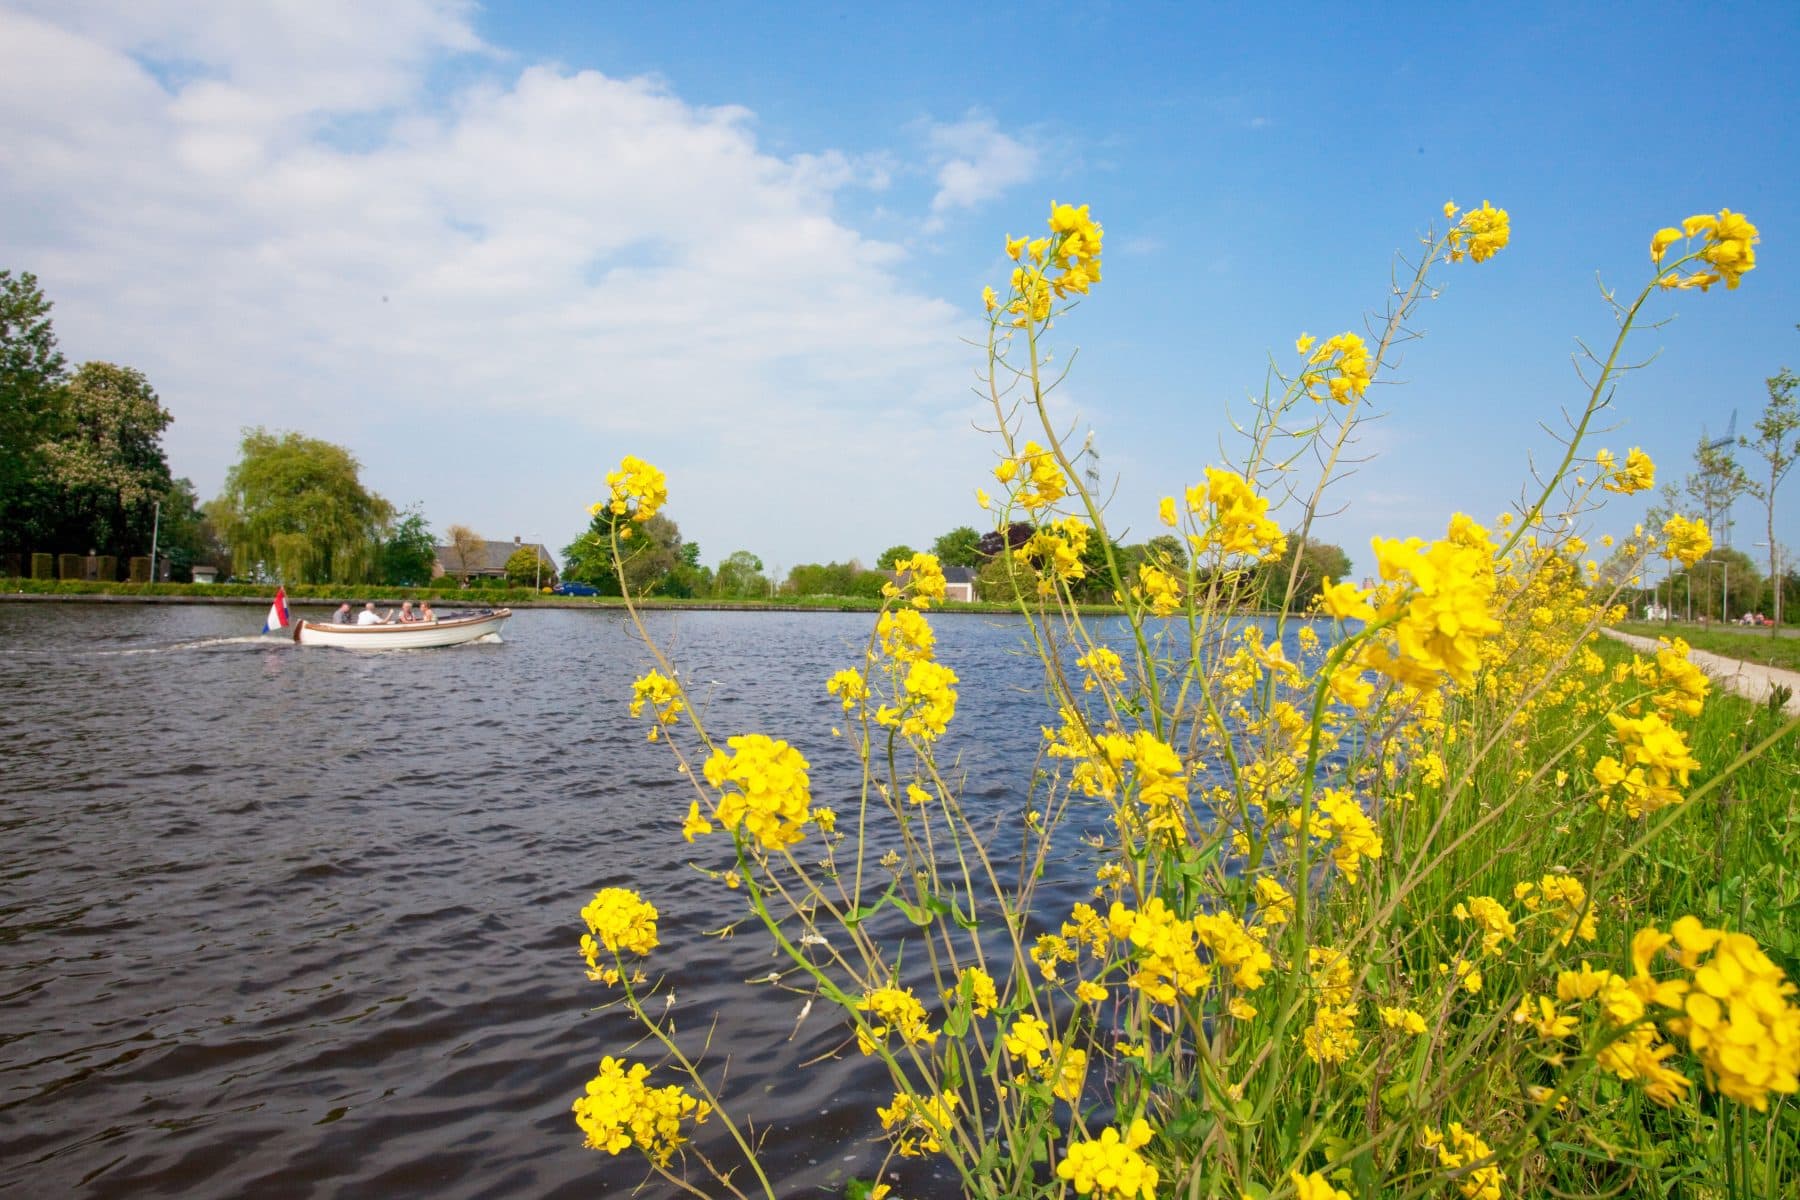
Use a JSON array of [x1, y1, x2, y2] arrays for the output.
[[1613, 620, 1800, 672]]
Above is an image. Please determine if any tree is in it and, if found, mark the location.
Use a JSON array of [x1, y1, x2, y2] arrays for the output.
[[504, 542, 549, 588], [35, 362, 174, 559], [0, 270, 66, 552], [155, 476, 230, 581], [1141, 534, 1188, 572], [211, 428, 393, 584], [381, 504, 438, 586], [445, 524, 487, 583], [619, 514, 684, 595], [876, 544, 916, 570], [1259, 536, 1353, 612], [1684, 434, 1752, 553], [976, 522, 1035, 560], [715, 550, 767, 598], [931, 526, 983, 568], [1743, 367, 1797, 631]]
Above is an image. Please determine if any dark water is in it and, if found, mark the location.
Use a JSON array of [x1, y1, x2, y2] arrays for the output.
[[0, 603, 1085, 1199]]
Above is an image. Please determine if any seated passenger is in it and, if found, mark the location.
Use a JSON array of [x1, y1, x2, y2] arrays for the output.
[[356, 602, 385, 626], [397, 601, 417, 623]]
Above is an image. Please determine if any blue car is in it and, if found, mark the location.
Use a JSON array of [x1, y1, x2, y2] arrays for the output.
[[553, 581, 599, 596]]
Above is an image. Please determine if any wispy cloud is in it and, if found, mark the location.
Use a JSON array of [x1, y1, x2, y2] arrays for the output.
[[0, 1, 995, 565], [924, 112, 1039, 224]]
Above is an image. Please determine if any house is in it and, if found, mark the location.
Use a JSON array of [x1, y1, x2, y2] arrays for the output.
[[888, 563, 978, 603], [433, 536, 559, 585]]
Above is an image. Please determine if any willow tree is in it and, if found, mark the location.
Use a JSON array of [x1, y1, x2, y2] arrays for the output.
[[211, 428, 392, 584]]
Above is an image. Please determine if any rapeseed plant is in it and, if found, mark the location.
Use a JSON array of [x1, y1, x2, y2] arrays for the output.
[[571, 199, 1797, 1199]]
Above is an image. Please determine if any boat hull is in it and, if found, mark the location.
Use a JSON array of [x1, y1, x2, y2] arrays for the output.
[[294, 608, 511, 649]]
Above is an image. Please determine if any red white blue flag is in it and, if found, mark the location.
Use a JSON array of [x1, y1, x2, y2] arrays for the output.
[[263, 586, 290, 632]]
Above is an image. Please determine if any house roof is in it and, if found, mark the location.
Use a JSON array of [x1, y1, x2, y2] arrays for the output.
[[435, 538, 558, 575]]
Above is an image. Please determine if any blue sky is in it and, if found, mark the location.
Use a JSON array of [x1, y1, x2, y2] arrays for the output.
[[3, 1, 1796, 578]]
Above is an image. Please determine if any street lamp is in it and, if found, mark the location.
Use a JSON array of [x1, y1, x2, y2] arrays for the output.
[[1754, 541, 1785, 629], [534, 540, 542, 591]]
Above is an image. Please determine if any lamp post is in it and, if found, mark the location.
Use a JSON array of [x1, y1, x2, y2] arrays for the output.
[[149, 499, 161, 583], [535, 540, 542, 591]]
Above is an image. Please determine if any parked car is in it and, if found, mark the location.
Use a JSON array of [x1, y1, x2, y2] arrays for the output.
[[553, 581, 599, 596]]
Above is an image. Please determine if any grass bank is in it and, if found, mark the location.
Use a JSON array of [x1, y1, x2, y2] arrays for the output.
[[1613, 620, 1800, 672]]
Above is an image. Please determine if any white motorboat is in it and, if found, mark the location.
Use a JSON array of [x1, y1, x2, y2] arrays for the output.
[[292, 608, 511, 649]]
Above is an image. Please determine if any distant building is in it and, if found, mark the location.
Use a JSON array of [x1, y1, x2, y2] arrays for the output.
[[433, 536, 559, 585], [191, 565, 220, 584], [943, 566, 977, 603]]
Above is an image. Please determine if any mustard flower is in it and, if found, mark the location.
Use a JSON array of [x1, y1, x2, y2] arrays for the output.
[[1304, 331, 1373, 404], [1421, 1123, 1505, 1200], [956, 966, 999, 1017], [1379, 1005, 1428, 1035], [1454, 895, 1518, 955], [855, 984, 939, 1055], [1004, 1014, 1052, 1069], [1056, 1119, 1158, 1200], [1192, 911, 1273, 990], [601, 455, 668, 524], [827, 668, 868, 712], [1514, 874, 1598, 945], [1597, 445, 1655, 494], [877, 1089, 959, 1157], [1076, 645, 1126, 692], [883, 552, 947, 609], [579, 887, 660, 977], [629, 669, 684, 726], [1660, 513, 1712, 566], [1643, 920, 1800, 1110], [874, 658, 959, 742], [1303, 1002, 1360, 1066], [876, 607, 935, 663], [1319, 577, 1376, 622], [702, 733, 814, 851], [1291, 1170, 1350, 1200], [1446, 200, 1510, 264], [572, 1056, 711, 1165], [1133, 562, 1183, 616]]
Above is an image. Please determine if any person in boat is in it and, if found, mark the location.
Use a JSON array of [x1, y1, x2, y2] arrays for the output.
[[397, 601, 417, 623], [356, 602, 387, 626], [419, 600, 437, 623], [333, 603, 353, 624]]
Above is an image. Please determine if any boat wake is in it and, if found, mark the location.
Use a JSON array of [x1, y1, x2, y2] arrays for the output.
[[104, 634, 283, 656]]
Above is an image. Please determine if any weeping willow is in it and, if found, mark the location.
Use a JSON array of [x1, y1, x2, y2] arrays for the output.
[[212, 428, 393, 584]]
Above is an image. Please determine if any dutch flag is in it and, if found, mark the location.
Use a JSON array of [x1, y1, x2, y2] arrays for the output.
[[263, 586, 290, 633]]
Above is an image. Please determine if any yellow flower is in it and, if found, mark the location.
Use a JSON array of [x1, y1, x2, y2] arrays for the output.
[[1056, 1119, 1158, 1200], [1296, 332, 1316, 355], [1292, 1169, 1351, 1200], [975, 487, 991, 509], [630, 670, 685, 725], [855, 985, 939, 1054], [1319, 577, 1375, 622], [982, 284, 997, 312], [579, 887, 659, 964], [1158, 495, 1177, 527], [1446, 200, 1510, 264], [602, 455, 668, 524], [956, 967, 999, 1017], [1379, 1005, 1428, 1035], [1660, 514, 1711, 566], [681, 800, 712, 842], [703, 733, 814, 851], [1650, 226, 1683, 264], [572, 1056, 711, 1165]]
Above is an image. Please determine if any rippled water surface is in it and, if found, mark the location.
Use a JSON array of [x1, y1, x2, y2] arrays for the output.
[[2, 603, 1094, 1198]]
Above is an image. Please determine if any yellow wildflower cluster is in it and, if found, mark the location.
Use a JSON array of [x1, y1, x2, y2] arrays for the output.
[[1075, 645, 1125, 692], [1303, 947, 1361, 1066], [877, 1088, 959, 1157], [875, 657, 959, 742], [995, 441, 1069, 510], [882, 552, 947, 609], [1192, 911, 1274, 992], [572, 1056, 711, 1166], [1055, 1118, 1158, 1200], [855, 984, 939, 1054], [1660, 513, 1712, 566], [1132, 562, 1182, 616], [1653, 209, 1758, 291], [876, 607, 935, 663], [1299, 331, 1374, 405], [1379, 1005, 1429, 1035], [1421, 1122, 1505, 1200], [1455, 895, 1518, 955], [1109, 897, 1213, 1003], [629, 670, 684, 733], [1557, 959, 1690, 1106], [1360, 516, 1501, 689], [826, 667, 868, 712], [1046, 202, 1104, 296], [1592, 710, 1700, 818], [1095, 728, 1190, 846], [579, 887, 659, 982], [700, 733, 814, 851], [1445, 200, 1511, 264], [1290, 1170, 1351, 1200], [1638, 919, 1800, 1110], [1514, 874, 1598, 946], [1021, 516, 1091, 587], [1595, 446, 1655, 494], [1288, 787, 1383, 882], [1186, 468, 1286, 561], [597, 455, 668, 524], [955, 966, 999, 1017]]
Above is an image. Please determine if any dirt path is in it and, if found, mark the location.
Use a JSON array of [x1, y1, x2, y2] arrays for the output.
[[1602, 628, 1800, 716]]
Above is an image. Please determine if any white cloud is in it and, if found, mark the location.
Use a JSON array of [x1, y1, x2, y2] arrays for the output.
[[925, 113, 1039, 221], [0, 1, 999, 567]]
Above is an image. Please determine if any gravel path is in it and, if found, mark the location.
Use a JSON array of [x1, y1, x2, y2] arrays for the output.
[[1602, 628, 1800, 716]]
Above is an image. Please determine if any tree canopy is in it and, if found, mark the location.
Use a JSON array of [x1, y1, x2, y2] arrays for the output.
[[211, 428, 392, 584], [931, 526, 983, 568], [382, 504, 438, 586], [34, 362, 174, 558], [0, 270, 66, 549]]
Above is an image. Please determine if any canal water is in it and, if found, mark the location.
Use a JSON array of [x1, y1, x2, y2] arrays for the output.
[[0, 603, 1094, 1198]]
